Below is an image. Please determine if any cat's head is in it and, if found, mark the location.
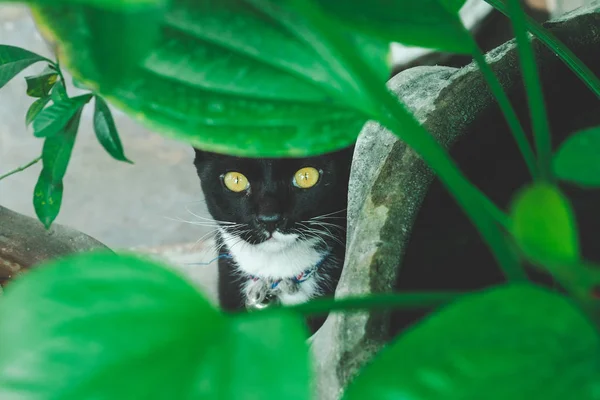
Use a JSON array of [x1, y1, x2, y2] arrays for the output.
[[193, 146, 354, 251]]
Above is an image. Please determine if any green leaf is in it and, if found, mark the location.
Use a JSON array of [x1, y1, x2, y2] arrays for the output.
[[315, 0, 472, 53], [25, 66, 58, 97], [0, 45, 48, 89], [197, 311, 311, 400], [344, 284, 600, 400], [32, 169, 63, 228], [510, 183, 579, 264], [51, 79, 68, 102], [26, 0, 169, 10], [25, 95, 51, 125], [554, 126, 600, 187], [33, 93, 92, 138], [93, 96, 132, 163], [40, 108, 83, 183], [30, 1, 376, 157], [0, 252, 225, 399]]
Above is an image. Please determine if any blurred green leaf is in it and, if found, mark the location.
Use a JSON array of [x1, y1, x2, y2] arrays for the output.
[[315, 0, 471, 53], [30, 1, 379, 157], [33, 93, 92, 138], [197, 311, 311, 400], [344, 284, 600, 400], [25, 66, 58, 97], [0, 45, 48, 89], [0, 252, 224, 398], [25, 96, 51, 125], [554, 126, 600, 187], [6, 0, 169, 10], [93, 96, 132, 163], [510, 183, 579, 264]]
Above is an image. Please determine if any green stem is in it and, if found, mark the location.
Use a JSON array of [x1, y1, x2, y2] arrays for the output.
[[288, 0, 527, 282], [506, 0, 553, 182], [484, 0, 600, 99], [0, 156, 42, 181], [470, 43, 538, 180], [277, 292, 464, 316]]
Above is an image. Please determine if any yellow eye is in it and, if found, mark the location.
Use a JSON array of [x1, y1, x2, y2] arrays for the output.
[[293, 167, 320, 189], [223, 171, 249, 192]]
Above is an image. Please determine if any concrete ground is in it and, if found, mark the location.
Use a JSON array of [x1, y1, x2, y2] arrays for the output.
[[0, 5, 218, 298]]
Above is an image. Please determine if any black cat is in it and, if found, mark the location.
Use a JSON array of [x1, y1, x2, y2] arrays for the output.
[[193, 146, 354, 332]]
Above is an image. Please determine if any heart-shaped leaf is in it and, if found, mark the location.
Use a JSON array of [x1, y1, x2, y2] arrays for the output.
[[343, 284, 600, 400], [509, 183, 579, 264], [93, 96, 132, 163], [33, 93, 92, 138], [25, 66, 58, 97], [554, 126, 600, 187], [25, 95, 51, 125], [0, 252, 225, 399], [0, 45, 48, 89], [0, 252, 310, 399]]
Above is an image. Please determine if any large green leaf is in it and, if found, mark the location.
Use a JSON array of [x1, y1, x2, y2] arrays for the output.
[[509, 183, 579, 264], [315, 0, 471, 53], [0, 252, 310, 399], [343, 284, 600, 400], [0, 252, 224, 399], [29, 1, 385, 157], [0, 45, 48, 89], [196, 312, 311, 400], [554, 126, 600, 187]]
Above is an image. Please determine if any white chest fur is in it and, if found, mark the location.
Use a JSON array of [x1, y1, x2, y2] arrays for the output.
[[219, 229, 325, 305]]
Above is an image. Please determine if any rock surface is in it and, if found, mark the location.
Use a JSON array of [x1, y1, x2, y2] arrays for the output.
[[311, 2, 600, 399], [0, 205, 109, 287]]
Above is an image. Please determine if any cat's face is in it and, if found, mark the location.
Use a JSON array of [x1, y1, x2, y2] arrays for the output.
[[193, 146, 354, 250]]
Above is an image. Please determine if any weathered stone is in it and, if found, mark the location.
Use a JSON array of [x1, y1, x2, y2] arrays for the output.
[[311, 2, 600, 399], [0, 205, 110, 287]]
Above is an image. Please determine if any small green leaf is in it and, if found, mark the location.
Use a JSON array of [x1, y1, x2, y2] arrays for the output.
[[32, 169, 63, 229], [25, 96, 51, 125], [33, 93, 92, 138], [0, 45, 48, 89], [0, 252, 224, 398], [40, 108, 83, 182], [93, 96, 132, 163], [197, 311, 311, 400], [510, 183, 579, 264], [51, 80, 68, 102], [25, 66, 58, 98], [344, 284, 600, 400], [554, 126, 600, 187]]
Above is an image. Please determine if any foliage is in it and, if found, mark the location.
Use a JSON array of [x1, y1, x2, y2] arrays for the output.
[[1, 0, 600, 399]]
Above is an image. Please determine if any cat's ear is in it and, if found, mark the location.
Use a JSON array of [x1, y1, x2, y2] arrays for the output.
[[193, 147, 206, 165]]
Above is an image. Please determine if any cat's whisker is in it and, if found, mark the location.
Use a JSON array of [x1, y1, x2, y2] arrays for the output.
[[307, 220, 346, 231], [312, 208, 347, 220], [184, 205, 237, 225], [164, 216, 223, 228]]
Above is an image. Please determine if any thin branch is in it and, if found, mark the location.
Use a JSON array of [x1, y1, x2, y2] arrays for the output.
[[0, 156, 42, 181]]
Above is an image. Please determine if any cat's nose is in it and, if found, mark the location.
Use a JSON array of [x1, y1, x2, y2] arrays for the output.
[[256, 214, 281, 233]]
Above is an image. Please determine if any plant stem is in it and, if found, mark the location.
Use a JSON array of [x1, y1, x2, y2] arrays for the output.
[[505, 0, 553, 182], [470, 43, 538, 180], [288, 0, 528, 282], [274, 291, 464, 316], [484, 0, 600, 100], [0, 156, 42, 181]]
